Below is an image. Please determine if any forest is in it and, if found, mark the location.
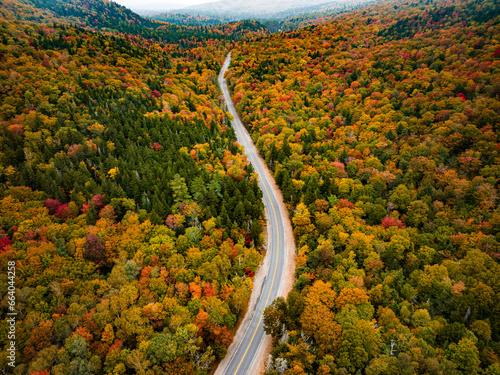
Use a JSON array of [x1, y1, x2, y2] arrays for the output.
[[224, 0, 500, 373], [1, 0, 500, 373], [0, 1, 267, 374]]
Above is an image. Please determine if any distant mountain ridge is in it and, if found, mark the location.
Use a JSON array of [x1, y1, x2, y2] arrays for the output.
[[171, 0, 343, 19]]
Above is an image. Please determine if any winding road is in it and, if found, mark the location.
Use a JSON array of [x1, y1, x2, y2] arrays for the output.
[[216, 53, 291, 375]]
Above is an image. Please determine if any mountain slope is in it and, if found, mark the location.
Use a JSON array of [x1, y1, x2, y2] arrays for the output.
[[2, 0, 157, 33]]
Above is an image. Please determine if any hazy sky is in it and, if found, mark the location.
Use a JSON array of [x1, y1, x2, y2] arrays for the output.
[[112, 0, 216, 12]]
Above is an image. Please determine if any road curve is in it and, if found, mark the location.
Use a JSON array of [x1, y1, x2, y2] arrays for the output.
[[217, 53, 290, 375]]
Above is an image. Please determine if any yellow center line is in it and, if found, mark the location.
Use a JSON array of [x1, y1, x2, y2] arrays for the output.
[[220, 57, 282, 375], [229, 96, 281, 374]]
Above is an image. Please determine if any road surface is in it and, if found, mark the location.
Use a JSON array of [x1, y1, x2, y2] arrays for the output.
[[217, 53, 289, 375]]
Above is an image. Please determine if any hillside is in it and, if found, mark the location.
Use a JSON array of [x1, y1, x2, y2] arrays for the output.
[[0, 1, 267, 374], [0, 0, 269, 42], [225, 0, 500, 373], [1, 0, 157, 33]]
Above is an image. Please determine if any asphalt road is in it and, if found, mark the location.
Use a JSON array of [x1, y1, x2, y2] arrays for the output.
[[218, 53, 287, 375]]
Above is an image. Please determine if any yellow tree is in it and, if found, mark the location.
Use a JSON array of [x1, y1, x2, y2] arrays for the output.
[[300, 281, 342, 355]]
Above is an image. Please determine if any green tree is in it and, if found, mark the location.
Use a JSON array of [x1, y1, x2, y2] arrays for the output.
[[170, 174, 192, 204], [448, 338, 480, 375], [389, 184, 414, 211]]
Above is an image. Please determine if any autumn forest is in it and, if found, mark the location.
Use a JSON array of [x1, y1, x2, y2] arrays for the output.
[[0, 0, 499, 374]]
